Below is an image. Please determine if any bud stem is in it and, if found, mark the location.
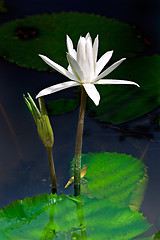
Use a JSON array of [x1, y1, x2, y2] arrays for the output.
[[74, 87, 86, 196], [47, 147, 57, 194]]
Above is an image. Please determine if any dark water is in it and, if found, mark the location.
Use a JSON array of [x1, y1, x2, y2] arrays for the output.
[[0, 0, 160, 238]]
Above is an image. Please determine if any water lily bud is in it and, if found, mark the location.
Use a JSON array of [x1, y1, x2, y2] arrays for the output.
[[24, 93, 54, 148], [37, 115, 54, 148]]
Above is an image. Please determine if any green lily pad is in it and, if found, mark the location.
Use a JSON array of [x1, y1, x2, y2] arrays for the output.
[[0, 12, 145, 70], [79, 152, 148, 209], [0, 152, 151, 239], [46, 98, 79, 115], [0, 193, 151, 240], [86, 55, 160, 124]]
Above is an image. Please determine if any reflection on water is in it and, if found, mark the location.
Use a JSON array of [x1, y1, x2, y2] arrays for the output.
[[0, 193, 151, 239]]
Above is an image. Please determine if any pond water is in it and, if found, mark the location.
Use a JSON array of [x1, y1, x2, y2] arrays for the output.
[[0, 0, 160, 238]]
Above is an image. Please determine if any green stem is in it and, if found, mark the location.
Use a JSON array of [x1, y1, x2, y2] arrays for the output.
[[47, 147, 57, 194], [74, 87, 86, 196]]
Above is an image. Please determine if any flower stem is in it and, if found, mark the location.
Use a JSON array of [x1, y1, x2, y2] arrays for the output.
[[47, 147, 57, 194], [74, 87, 86, 196]]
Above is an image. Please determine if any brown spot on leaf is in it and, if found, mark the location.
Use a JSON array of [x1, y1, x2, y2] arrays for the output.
[[16, 27, 39, 40]]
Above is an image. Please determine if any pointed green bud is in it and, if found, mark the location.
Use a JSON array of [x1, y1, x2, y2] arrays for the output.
[[37, 97, 54, 148], [23, 93, 41, 123], [37, 115, 54, 148], [24, 93, 54, 148]]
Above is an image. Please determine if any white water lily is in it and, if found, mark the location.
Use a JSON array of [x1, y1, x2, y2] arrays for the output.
[[36, 33, 139, 105]]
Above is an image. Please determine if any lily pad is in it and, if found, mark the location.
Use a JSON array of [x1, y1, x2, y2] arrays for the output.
[[79, 152, 148, 209], [0, 152, 151, 239], [0, 12, 145, 70], [0, 193, 151, 240], [86, 55, 160, 124], [46, 98, 79, 115]]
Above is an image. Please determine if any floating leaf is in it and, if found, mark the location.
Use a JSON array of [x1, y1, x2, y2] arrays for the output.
[[86, 55, 160, 124], [0, 152, 151, 239], [80, 152, 147, 209], [0, 12, 145, 70], [0, 193, 151, 240], [46, 98, 79, 115]]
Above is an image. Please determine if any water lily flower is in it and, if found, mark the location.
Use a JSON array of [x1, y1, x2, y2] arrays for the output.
[[36, 33, 139, 106]]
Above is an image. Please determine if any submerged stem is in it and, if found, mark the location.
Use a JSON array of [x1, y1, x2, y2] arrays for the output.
[[74, 87, 86, 196], [47, 147, 57, 194], [76, 200, 87, 239]]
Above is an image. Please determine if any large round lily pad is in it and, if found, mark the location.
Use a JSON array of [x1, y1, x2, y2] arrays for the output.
[[86, 55, 160, 124], [79, 152, 148, 210], [0, 193, 151, 240], [0, 12, 145, 70], [0, 152, 151, 239]]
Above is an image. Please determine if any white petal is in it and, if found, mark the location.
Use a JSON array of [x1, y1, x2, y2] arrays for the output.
[[36, 81, 80, 98], [83, 84, 100, 106], [93, 35, 99, 64], [77, 37, 90, 80], [66, 35, 77, 59], [95, 79, 140, 87], [85, 33, 91, 40], [96, 50, 113, 76], [95, 58, 126, 81], [77, 37, 86, 70], [39, 54, 76, 80], [67, 53, 84, 82], [86, 36, 94, 80], [67, 64, 73, 74]]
